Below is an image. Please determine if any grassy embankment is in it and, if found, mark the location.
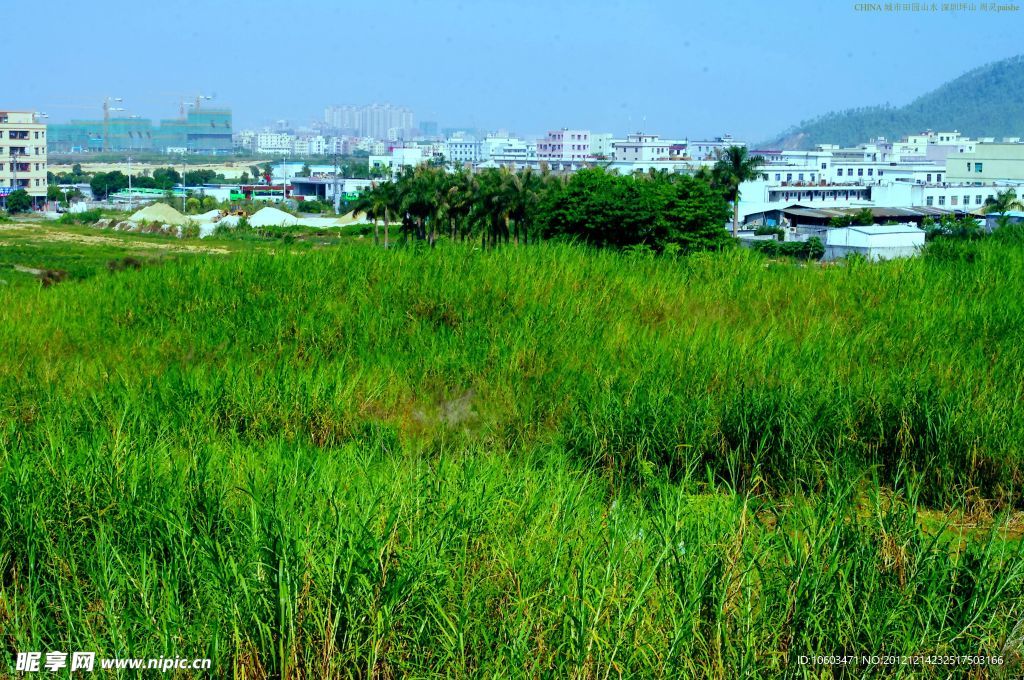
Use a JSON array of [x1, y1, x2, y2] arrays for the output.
[[1, 227, 1022, 677]]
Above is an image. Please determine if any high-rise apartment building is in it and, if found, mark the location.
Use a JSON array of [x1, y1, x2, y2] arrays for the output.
[[0, 110, 47, 208], [323, 104, 415, 139]]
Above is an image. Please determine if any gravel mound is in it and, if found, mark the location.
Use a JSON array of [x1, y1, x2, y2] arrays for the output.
[[249, 207, 298, 227], [129, 203, 189, 226]]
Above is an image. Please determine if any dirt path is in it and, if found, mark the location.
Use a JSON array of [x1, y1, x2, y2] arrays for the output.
[[1, 224, 230, 254]]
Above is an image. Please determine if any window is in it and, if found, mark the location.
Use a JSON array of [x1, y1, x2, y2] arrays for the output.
[[926, 196, 934, 206], [821, 163, 827, 170], [774, 173, 780, 181], [975, 163, 983, 172], [926, 174, 932, 182], [786, 173, 792, 181], [798, 173, 804, 181], [951, 196, 958, 206], [878, 170, 884, 176], [938, 196, 946, 206], [937, 174, 942, 182], [857, 168, 863, 176], [837, 169, 843, 176], [963, 196, 969, 206], [868, 169, 873, 176], [976, 195, 982, 205]]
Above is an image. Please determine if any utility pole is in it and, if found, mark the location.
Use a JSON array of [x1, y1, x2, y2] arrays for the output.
[[127, 155, 133, 212], [333, 149, 341, 214], [181, 154, 186, 213]]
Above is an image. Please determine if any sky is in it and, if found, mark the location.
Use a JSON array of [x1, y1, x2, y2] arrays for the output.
[[10, 0, 1023, 142]]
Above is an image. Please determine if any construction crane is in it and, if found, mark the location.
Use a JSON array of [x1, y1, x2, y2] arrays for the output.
[[102, 97, 124, 152], [174, 93, 215, 118], [47, 97, 125, 152]]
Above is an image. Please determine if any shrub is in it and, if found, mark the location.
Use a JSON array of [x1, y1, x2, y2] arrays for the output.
[[5, 189, 31, 213], [753, 236, 823, 260], [754, 225, 785, 240]]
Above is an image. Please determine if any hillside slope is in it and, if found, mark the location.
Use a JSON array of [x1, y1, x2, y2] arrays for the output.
[[764, 55, 1024, 149]]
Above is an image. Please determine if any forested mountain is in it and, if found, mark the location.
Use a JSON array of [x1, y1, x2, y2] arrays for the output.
[[763, 55, 1024, 149]]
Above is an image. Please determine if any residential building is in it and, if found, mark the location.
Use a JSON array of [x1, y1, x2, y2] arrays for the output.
[[590, 133, 617, 159], [537, 129, 592, 164], [613, 133, 670, 163], [688, 135, 744, 160], [292, 135, 327, 156], [369, 147, 425, 175], [445, 138, 482, 164], [944, 142, 1024, 183], [0, 111, 47, 207], [324, 104, 415, 139], [255, 132, 294, 155]]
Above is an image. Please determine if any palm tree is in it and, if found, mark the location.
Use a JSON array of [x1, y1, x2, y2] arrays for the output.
[[714, 146, 766, 237], [506, 168, 542, 245], [446, 169, 476, 241], [378, 181, 399, 248], [351, 185, 387, 246], [983, 189, 1024, 229]]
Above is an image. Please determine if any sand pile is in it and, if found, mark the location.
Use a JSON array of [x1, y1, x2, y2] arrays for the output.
[[249, 207, 298, 227], [130, 203, 189, 226], [195, 209, 223, 223]]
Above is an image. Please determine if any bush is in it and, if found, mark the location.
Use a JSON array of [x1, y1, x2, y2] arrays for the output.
[[753, 236, 824, 261], [56, 209, 104, 225], [5, 189, 31, 214], [754, 225, 785, 239]]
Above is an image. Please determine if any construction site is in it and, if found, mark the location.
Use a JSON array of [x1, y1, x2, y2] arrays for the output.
[[47, 95, 232, 154]]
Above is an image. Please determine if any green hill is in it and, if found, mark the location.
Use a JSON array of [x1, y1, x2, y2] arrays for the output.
[[764, 55, 1024, 149]]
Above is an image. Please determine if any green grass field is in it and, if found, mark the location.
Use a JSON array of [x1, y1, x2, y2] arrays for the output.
[[1, 223, 1022, 677]]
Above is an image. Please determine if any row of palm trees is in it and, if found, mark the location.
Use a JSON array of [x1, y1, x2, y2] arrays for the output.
[[351, 164, 565, 248], [351, 146, 764, 247]]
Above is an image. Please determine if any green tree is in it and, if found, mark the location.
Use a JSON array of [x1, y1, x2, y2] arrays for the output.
[[90, 171, 129, 200], [537, 168, 731, 252], [5, 189, 31, 213], [713, 146, 765, 237], [983, 188, 1024, 229], [152, 167, 181, 190], [352, 188, 388, 246]]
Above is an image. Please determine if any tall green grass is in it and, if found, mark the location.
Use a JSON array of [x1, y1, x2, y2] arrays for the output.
[[1, 239, 1022, 676]]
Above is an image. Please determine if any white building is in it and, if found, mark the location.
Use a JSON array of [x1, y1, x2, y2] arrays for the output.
[[292, 135, 327, 156], [369, 147, 425, 175], [0, 111, 47, 207], [824, 225, 925, 261], [445, 138, 482, 164], [233, 130, 257, 152], [537, 129, 592, 164], [255, 132, 294, 155], [590, 133, 617, 159], [613, 133, 670, 163], [688, 135, 745, 160]]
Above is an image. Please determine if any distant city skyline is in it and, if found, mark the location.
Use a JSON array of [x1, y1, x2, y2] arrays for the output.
[[9, 0, 1024, 142]]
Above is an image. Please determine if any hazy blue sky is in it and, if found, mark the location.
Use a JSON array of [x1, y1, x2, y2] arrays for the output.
[[11, 0, 1023, 141]]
